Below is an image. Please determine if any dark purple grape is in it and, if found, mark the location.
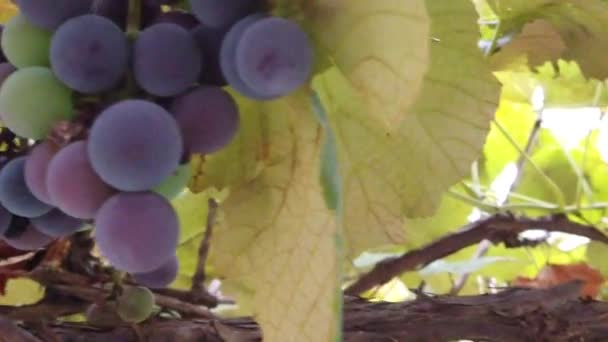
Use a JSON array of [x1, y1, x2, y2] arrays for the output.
[[132, 255, 178, 288], [88, 100, 183, 191], [0, 62, 16, 86], [95, 192, 179, 273], [0, 157, 53, 218], [171, 86, 239, 154], [192, 23, 227, 86], [189, 0, 262, 28], [235, 17, 312, 98], [134, 23, 201, 97], [24, 141, 58, 205], [220, 14, 273, 100], [0, 204, 11, 235], [3, 224, 54, 251], [16, 0, 93, 30], [31, 208, 85, 237], [155, 10, 199, 29], [46, 141, 115, 219], [50, 14, 129, 94]]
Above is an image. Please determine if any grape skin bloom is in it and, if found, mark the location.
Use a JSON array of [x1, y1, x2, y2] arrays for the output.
[[88, 100, 183, 191], [51, 14, 129, 94]]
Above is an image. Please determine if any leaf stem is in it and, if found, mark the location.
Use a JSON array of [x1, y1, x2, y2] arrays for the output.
[[127, 0, 141, 38]]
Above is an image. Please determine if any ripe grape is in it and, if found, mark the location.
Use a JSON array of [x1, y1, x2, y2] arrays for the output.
[[0, 205, 11, 235], [0, 67, 74, 139], [153, 163, 191, 200], [94, 192, 179, 273], [25, 141, 59, 205], [235, 17, 312, 98], [155, 10, 199, 29], [31, 209, 85, 237], [0, 63, 16, 86], [116, 286, 155, 323], [46, 141, 115, 219], [189, 0, 262, 28], [132, 255, 178, 289], [50, 15, 129, 94], [134, 23, 201, 97], [0, 157, 53, 218], [220, 14, 273, 100], [16, 0, 93, 30], [171, 86, 239, 154], [1, 14, 51, 68], [88, 100, 183, 191], [192, 23, 227, 85], [3, 224, 54, 251]]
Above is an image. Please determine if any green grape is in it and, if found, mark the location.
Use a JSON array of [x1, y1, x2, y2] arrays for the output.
[[85, 302, 122, 328], [116, 286, 155, 323], [0, 67, 74, 139], [153, 163, 192, 200], [1, 14, 51, 68]]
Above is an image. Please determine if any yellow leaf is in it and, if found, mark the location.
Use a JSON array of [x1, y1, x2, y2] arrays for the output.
[[210, 93, 340, 342], [312, 0, 499, 257], [0, 0, 17, 24], [0, 278, 44, 306], [307, 0, 429, 127]]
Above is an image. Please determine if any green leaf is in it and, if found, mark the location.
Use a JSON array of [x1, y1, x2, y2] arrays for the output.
[[209, 94, 341, 342], [480, 101, 537, 183]]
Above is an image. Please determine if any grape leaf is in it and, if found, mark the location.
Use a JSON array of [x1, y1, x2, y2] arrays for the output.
[[313, 0, 499, 257], [209, 93, 341, 342], [306, 0, 430, 127], [490, 20, 565, 70]]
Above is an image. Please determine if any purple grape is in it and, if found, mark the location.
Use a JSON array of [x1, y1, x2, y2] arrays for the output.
[[171, 86, 239, 154], [0, 204, 11, 235], [25, 141, 58, 205], [50, 14, 128, 94], [192, 23, 227, 86], [132, 255, 178, 288], [155, 10, 199, 29], [95, 192, 179, 273], [189, 0, 262, 28], [16, 0, 93, 30], [235, 17, 312, 98], [3, 224, 54, 251], [134, 23, 202, 97], [46, 141, 115, 219], [88, 100, 183, 191], [219, 14, 273, 100], [31, 208, 85, 237], [0, 157, 53, 218], [0, 63, 16, 86]]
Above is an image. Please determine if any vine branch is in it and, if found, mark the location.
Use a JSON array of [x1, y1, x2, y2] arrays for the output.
[[345, 213, 608, 296]]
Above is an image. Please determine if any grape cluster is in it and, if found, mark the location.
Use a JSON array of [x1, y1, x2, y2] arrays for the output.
[[0, 0, 312, 289]]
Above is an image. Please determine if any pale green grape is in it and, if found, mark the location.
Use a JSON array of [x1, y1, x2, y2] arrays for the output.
[[116, 286, 155, 323], [0, 67, 74, 139], [2, 14, 51, 68], [153, 163, 192, 200]]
